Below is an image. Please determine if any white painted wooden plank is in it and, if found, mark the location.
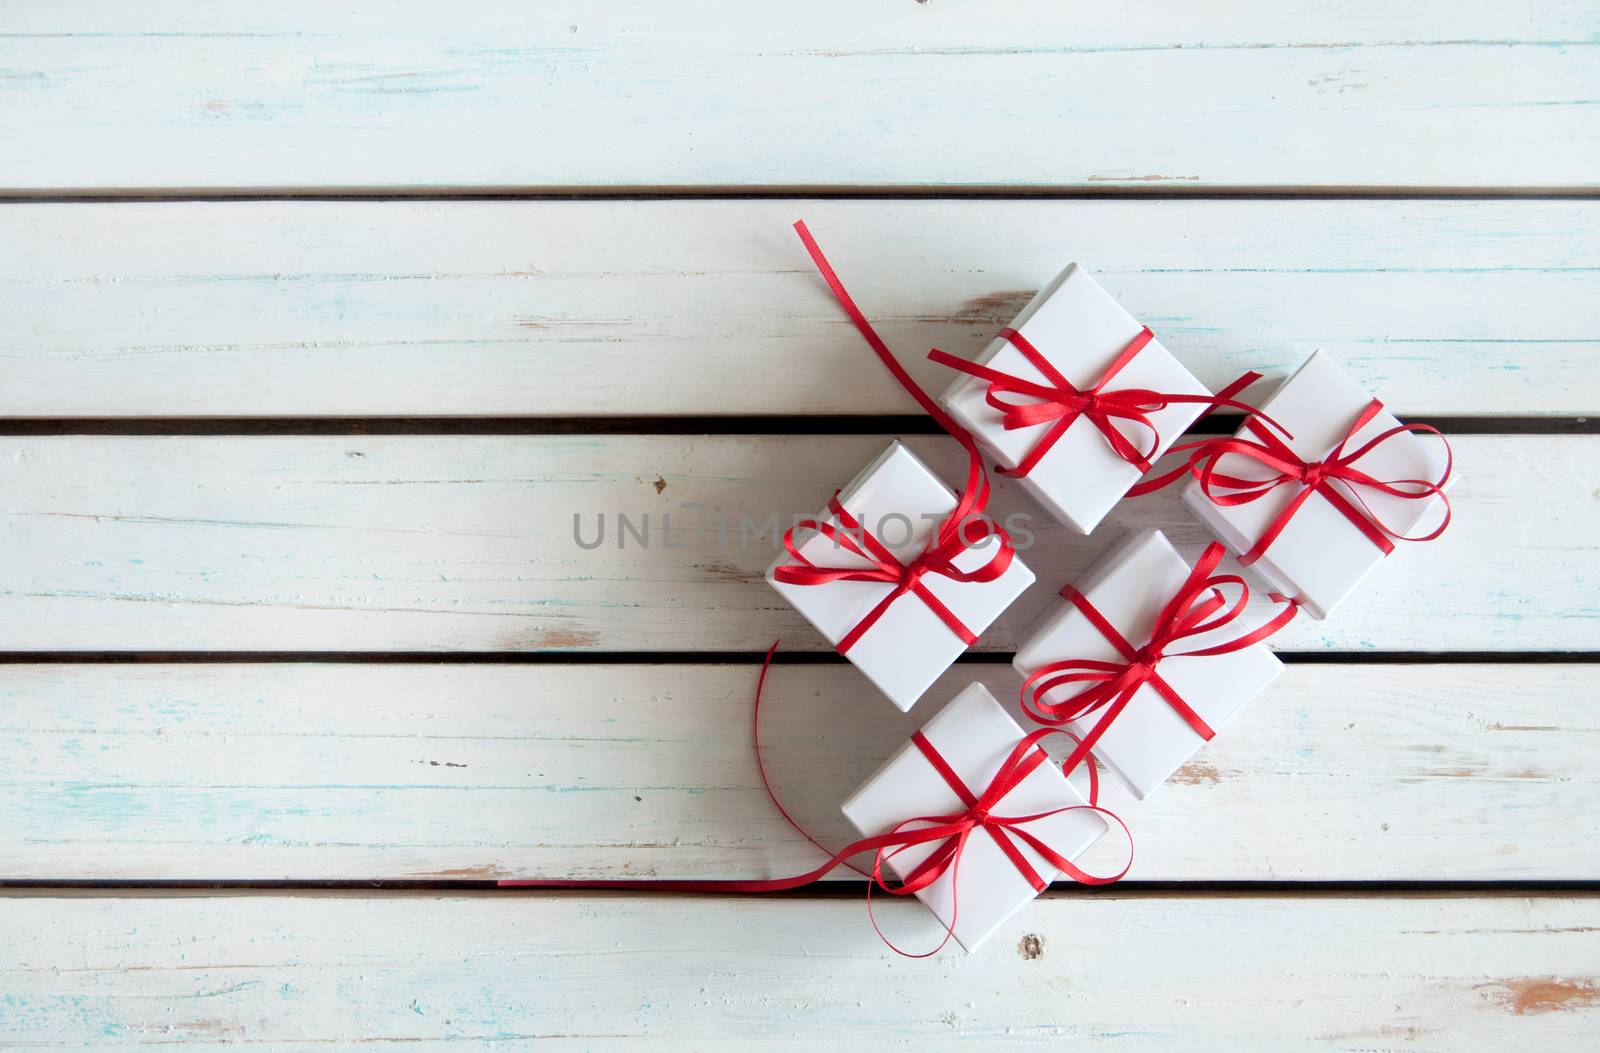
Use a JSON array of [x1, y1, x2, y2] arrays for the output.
[[3, 2, 1597, 191], [0, 663, 1591, 882], [0, 434, 1590, 652], [0, 891, 1595, 1049], [1, 199, 1595, 417]]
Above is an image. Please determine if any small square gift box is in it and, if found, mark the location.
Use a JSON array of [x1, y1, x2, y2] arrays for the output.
[[933, 263, 1262, 535], [840, 682, 1115, 953], [768, 442, 1035, 712], [1012, 530, 1296, 799], [1178, 350, 1454, 620]]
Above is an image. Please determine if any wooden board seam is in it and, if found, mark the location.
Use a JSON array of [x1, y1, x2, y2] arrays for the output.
[[2, 652, 1595, 663], [2, 187, 1600, 202], [0, 416, 1594, 435], [4, 880, 1600, 895]]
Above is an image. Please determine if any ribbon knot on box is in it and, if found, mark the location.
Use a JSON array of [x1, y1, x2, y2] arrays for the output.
[[929, 324, 1279, 478], [1182, 397, 1453, 565], [895, 728, 1062, 895], [860, 721, 1130, 955], [1021, 541, 1298, 775], [774, 489, 1015, 656]]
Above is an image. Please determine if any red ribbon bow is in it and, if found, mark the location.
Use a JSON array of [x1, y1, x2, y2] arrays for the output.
[[1160, 399, 1453, 565], [774, 493, 1013, 654], [929, 323, 1280, 478], [1021, 542, 1298, 776], [861, 723, 1130, 956], [885, 727, 1110, 897]]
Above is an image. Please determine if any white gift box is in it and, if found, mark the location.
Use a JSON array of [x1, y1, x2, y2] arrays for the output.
[[1181, 350, 1452, 620], [841, 682, 1109, 953], [767, 441, 1035, 712], [938, 263, 1213, 534], [1012, 530, 1285, 799]]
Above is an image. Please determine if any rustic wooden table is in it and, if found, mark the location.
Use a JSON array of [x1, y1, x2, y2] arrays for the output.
[[2, 2, 1597, 1048]]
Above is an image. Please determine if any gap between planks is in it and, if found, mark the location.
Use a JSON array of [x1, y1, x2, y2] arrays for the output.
[[1, 651, 1597, 664], [3, 187, 1600, 202], [0, 416, 1591, 435], [4, 881, 1600, 896], [4, 884, 1600, 899]]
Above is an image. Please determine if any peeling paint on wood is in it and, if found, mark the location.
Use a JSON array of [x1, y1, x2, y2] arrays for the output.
[[1170, 761, 1224, 786], [947, 289, 1036, 328], [1489, 978, 1600, 1016], [530, 629, 603, 650]]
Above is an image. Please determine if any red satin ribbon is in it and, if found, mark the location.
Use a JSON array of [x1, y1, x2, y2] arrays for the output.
[[501, 643, 1132, 958], [862, 722, 1129, 957], [1142, 398, 1453, 565], [774, 494, 1013, 654], [1021, 543, 1298, 776], [929, 324, 1280, 478], [773, 220, 1016, 656]]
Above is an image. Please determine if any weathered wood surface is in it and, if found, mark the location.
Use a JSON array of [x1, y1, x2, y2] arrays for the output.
[[2, 199, 1596, 417], [3, 2, 1598, 192], [0, 434, 1589, 652], [0, 891, 1595, 1049], [0, 662, 1591, 883], [4, 2, 1597, 1042]]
